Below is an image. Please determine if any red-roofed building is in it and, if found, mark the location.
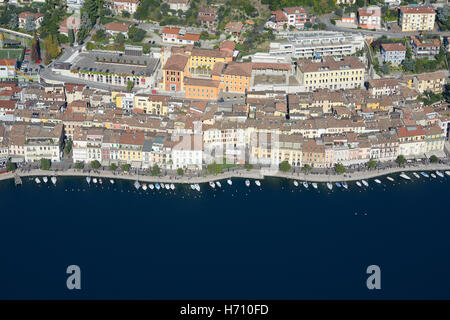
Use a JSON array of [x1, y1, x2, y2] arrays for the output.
[[108, 0, 140, 15], [266, 7, 313, 30], [410, 36, 440, 58], [161, 27, 200, 45], [357, 6, 381, 30], [105, 22, 131, 37], [18, 12, 44, 29], [397, 125, 426, 156]]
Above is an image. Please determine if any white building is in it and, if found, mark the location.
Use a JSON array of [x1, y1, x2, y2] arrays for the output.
[[171, 134, 203, 170], [0, 59, 17, 79], [66, 0, 85, 13]]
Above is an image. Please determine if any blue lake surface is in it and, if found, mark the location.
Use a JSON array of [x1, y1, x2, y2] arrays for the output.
[[0, 173, 449, 299]]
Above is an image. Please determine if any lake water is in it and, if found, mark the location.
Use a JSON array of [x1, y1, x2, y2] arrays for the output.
[[0, 173, 449, 299]]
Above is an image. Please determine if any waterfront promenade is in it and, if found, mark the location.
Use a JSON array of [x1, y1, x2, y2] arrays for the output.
[[1, 163, 450, 185]]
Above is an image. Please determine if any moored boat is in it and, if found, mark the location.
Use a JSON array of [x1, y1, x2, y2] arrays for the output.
[[142, 183, 147, 191], [302, 181, 308, 189], [227, 179, 232, 185], [293, 180, 299, 187], [209, 181, 215, 188], [335, 182, 342, 188], [110, 179, 114, 184], [255, 180, 261, 187], [170, 183, 175, 190], [35, 177, 41, 184], [149, 184, 154, 190], [312, 182, 318, 189], [98, 178, 102, 184], [51, 176, 57, 185], [362, 179, 369, 187], [160, 183, 165, 189], [216, 181, 222, 188], [134, 181, 140, 190], [387, 176, 394, 182], [195, 184, 200, 191], [155, 183, 160, 190], [436, 171, 444, 178], [190, 184, 195, 190], [93, 178, 98, 184], [413, 172, 420, 179], [356, 181, 362, 187], [445, 171, 450, 176], [165, 184, 170, 190], [42, 177, 48, 183], [86, 176, 91, 184], [245, 179, 250, 187], [342, 182, 348, 189], [400, 173, 411, 180], [326, 182, 333, 190], [420, 172, 429, 178], [430, 173, 436, 178], [374, 179, 381, 184]]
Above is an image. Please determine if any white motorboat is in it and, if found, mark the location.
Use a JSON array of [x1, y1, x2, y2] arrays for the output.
[[86, 176, 91, 184], [436, 171, 444, 178], [110, 179, 114, 184], [190, 184, 195, 190], [312, 182, 318, 189], [142, 183, 147, 191], [356, 181, 362, 187], [216, 181, 222, 188], [326, 182, 333, 190], [195, 184, 200, 191], [149, 184, 154, 190], [374, 179, 381, 184], [98, 179, 103, 184], [430, 173, 436, 178], [255, 180, 261, 187], [387, 176, 394, 182], [400, 173, 411, 180], [165, 184, 170, 190], [93, 178, 98, 184], [42, 177, 48, 183], [209, 181, 215, 188], [170, 183, 175, 190], [342, 181, 348, 189], [35, 177, 41, 184], [413, 172, 420, 179], [362, 180, 369, 187], [245, 179, 250, 187], [134, 181, 140, 190], [445, 171, 450, 177], [51, 176, 57, 185], [161, 183, 165, 189], [227, 179, 232, 185], [155, 183, 160, 190], [293, 180, 299, 187], [420, 172, 429, 178], [302, 181, 308, 189]]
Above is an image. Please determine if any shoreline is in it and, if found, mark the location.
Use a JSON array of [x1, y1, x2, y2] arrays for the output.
[[1, 163, 450, 184]]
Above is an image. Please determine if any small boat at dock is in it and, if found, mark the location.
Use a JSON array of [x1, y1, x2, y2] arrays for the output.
[[51, 176, 57, 185], [400, 173, 411, 180], [293, 180, 299, 187], [190, 184, 195, 190], [436, 171, 444, 178], [420, 172, 429, 178], [165, 184, 170, 190], [227, 179, 232, 185], [326, 182, 333, 190], [149, 184, 154, 190], [155, 183, 160, 190], [142, 183, 147, 191], [170, 183, 175, 190], [374, 179, 381, 184], [387, 176, 394, 182], [93, 178, 97, 184], [195, 184, 200, 191], [445, 171, 450, 176], [209, 181, 215, 188], [216, 181, 222, 188], [362, 180, 369, 187], [342, 182, 348, 189], [356, 181, 362, 187], [110, 179, 114, 184], [335, 182, 342, 188], [302, 181, 308, 189], [413, 172, 420, 179], [255, 180, 261, 187], [98, 179, 102, 184], [430, 173, 436, 178], [86, 176, 91, 184], [160, 183, 165, 189], [35, 177, 41, 184], [312, 182, 318, 189], [42, 177, 48, 183], [245, 179, 250, 187], [134, 181, 140, 190]]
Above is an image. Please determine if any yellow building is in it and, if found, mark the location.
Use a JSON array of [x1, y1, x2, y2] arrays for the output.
[[399, 6, 436, 32], [188, 48, 233, 74], [424, 125, 445, 153], [118, 131, 144, 166], [413, 71, 446, 94], [212, 62, 252, 94], [296, 56, 365, 92], [134, 94, 170, 115]]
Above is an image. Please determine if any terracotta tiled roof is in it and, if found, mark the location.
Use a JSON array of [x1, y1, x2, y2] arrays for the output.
[[381, 43, 406, 52], [105, 22, 131, 32]]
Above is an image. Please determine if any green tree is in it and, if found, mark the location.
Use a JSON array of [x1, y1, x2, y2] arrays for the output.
[[301, 164, 312, 174], [335, 163, 346, 174], [110, 163, 118, 171], [31, 35, 41, 63], [6, 161, 16, 172], [24, 15, 35, 33], [126, 80, 134, 91], [279, 161, 291, 172], [207, 161, 222, 175], [9, 13, 18, 30], [429, 155, 439, 163], [177, 168, 184, 176], [74, 162, 84, 169], [244, 163, 253, 171], [366, 159, 378, 169], [121, 163, 131, 172], [64, 140, 72, 155], [68, 29, 75, 46], [127, 25, 146, 42], [395, 155, 406, 166], [122, 11, 130, 18], [151, 164, 160, 176], [40, 158, 51, 170], [90, 160, 101, 169]]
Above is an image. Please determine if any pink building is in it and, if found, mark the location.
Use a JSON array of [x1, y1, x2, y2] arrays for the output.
[[357, 6, 381, 30]]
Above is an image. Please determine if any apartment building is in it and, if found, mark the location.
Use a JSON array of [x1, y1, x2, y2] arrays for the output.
[[399, 6, 436, 32]]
